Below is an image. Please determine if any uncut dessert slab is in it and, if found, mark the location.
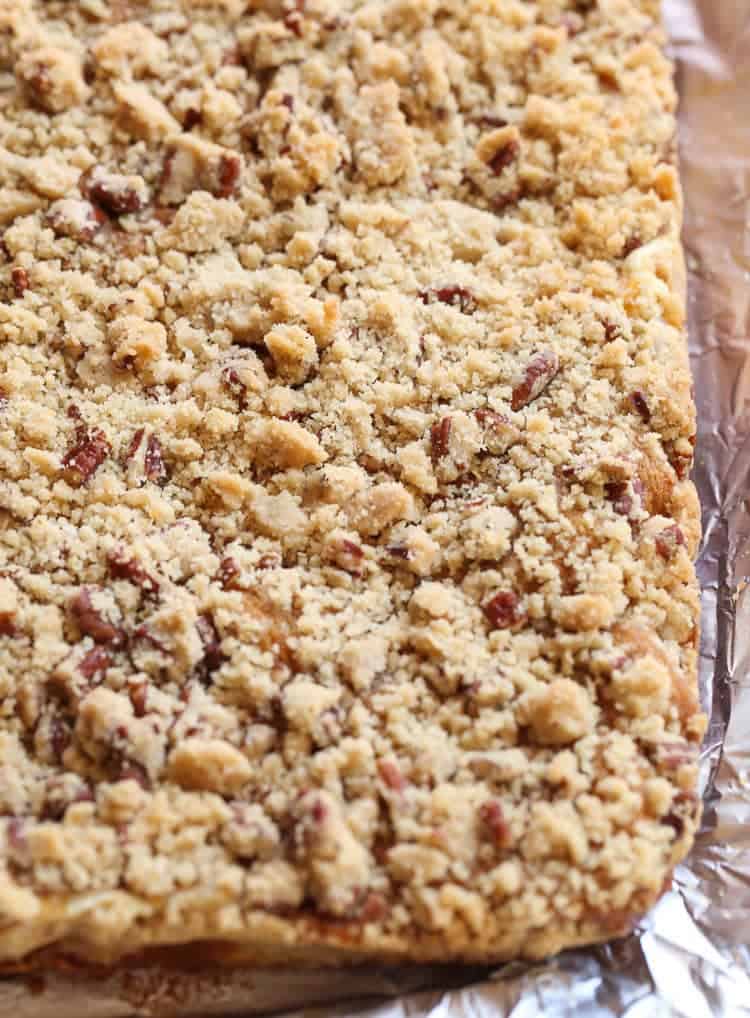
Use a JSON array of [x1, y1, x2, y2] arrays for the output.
[[0, 0, 706, 969]]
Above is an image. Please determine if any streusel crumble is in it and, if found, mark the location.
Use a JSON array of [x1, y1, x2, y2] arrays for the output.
[[0, 0, 704, 965]]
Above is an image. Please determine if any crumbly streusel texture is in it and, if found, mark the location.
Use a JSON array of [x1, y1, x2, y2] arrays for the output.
[[0, 0, 705, 967]]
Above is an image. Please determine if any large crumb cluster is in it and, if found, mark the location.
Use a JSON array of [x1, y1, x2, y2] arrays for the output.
[[0, 0, 704, 965]]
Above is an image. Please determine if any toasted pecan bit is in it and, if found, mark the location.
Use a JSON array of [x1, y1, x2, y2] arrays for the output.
[[560, 12, 584, 35], [49, 719, 70, 763], [78, 646, 111, 679], [133, 624, 169, 654], [419, 285, 477, 314], [430, 416, 452, 462], [222, 367, 247, 410], [339, 537, 364, 561], [144, 434, 169, 484], [283, 0, 305, 36], [490, 187, 522, 214], [62, 424, 110, 485], [217, 556, 242, 590], [602, 319, 622, 342], [0, 613, 16, 637], [196, 613, 225, 676], [359, 892, 388, 921], [217, 153, 242, 198], [475, 113, 509, 129], [7, 819, 27, 855], [11, 267, 29, 298], [47, 199, 106, 242], [486, 138, 520, 175], [482, 590, 524, 630], [124, 427, 145, 463], [511, 350, 560, 411], [129, 682, 149, 718], [118, 761, 150, 789], [475, 408, 520, 454], [69, 589, 124, 647], [630, 390, 651, 423], [378, 759, 405, 792], [107, 549, 159, 596], [665, 440, 693, 480], [622, 234, 643, 257], [479, 800, 511, 845], [605, 480, 637, 517], [90, 180, 141, 215], [655, 524, 685, 559]]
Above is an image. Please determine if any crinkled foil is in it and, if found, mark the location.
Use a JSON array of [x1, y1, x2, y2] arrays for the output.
[[3, 1, 750, 1014]]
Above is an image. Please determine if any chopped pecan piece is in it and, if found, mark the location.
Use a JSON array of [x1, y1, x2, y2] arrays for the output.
[[378, 759, 405, 792], [665, 439, 694, 480], [107, 549, 159, 597], [605, 480, 641, 518], [196, 613, 225, 677], [0, 613, 17, 637], [69, 589, 124, 647], [655, 524, 685, 559], [117, 761, 150, 789], [41, 776, 94, 821], [62, 423, 110, 486], [475, 408, 520, 454], [123, 427, 144, 463], [222, 367, 248, 410], [80, 166, 146, 216], [430, 416, 452, 462], [560, 12, 584, 34], [419, 286, 477, 314], [11, 267, 29, 298], [602, 319, 622, 342], [133, 624, 170, 654], [50, 719, 70, 763], [482, 590, 525, 630], [182, 107, 202, 130], [511, 350, 560, 411], [78, 646, 111, 679], [129, 682, 149, 718], [661, 792, 697, 840], [629, 390, 651, 423], [144, 434, 169, 484], [479, 800, 511, 845], [359, 891, 388, 921], [47, 199, 106, 242], [622, 235, 643, 257], [475, 114, 509, 129], [284, 11, 303, 35], [159, 136, 243, 205], [217, 153, 242, 198], [492, 187, 522, 212], [6, 819, 27, 856], [324, 533, 365, 575], [16, 46, 87, 114], [217, 556, 242, 590], [485, 137, 520, 175]]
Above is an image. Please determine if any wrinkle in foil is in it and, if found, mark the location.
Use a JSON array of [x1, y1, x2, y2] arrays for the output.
[[2, 1, 750, 1014]]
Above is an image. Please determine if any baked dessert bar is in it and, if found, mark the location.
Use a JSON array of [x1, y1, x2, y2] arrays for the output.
[[0, 0, 705, 967]]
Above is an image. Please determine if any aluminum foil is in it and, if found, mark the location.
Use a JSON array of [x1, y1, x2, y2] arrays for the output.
[[2, 0, 750, 1014]]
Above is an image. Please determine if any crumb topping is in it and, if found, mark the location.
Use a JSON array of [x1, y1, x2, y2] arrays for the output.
[[0, 0, 704, 964]]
